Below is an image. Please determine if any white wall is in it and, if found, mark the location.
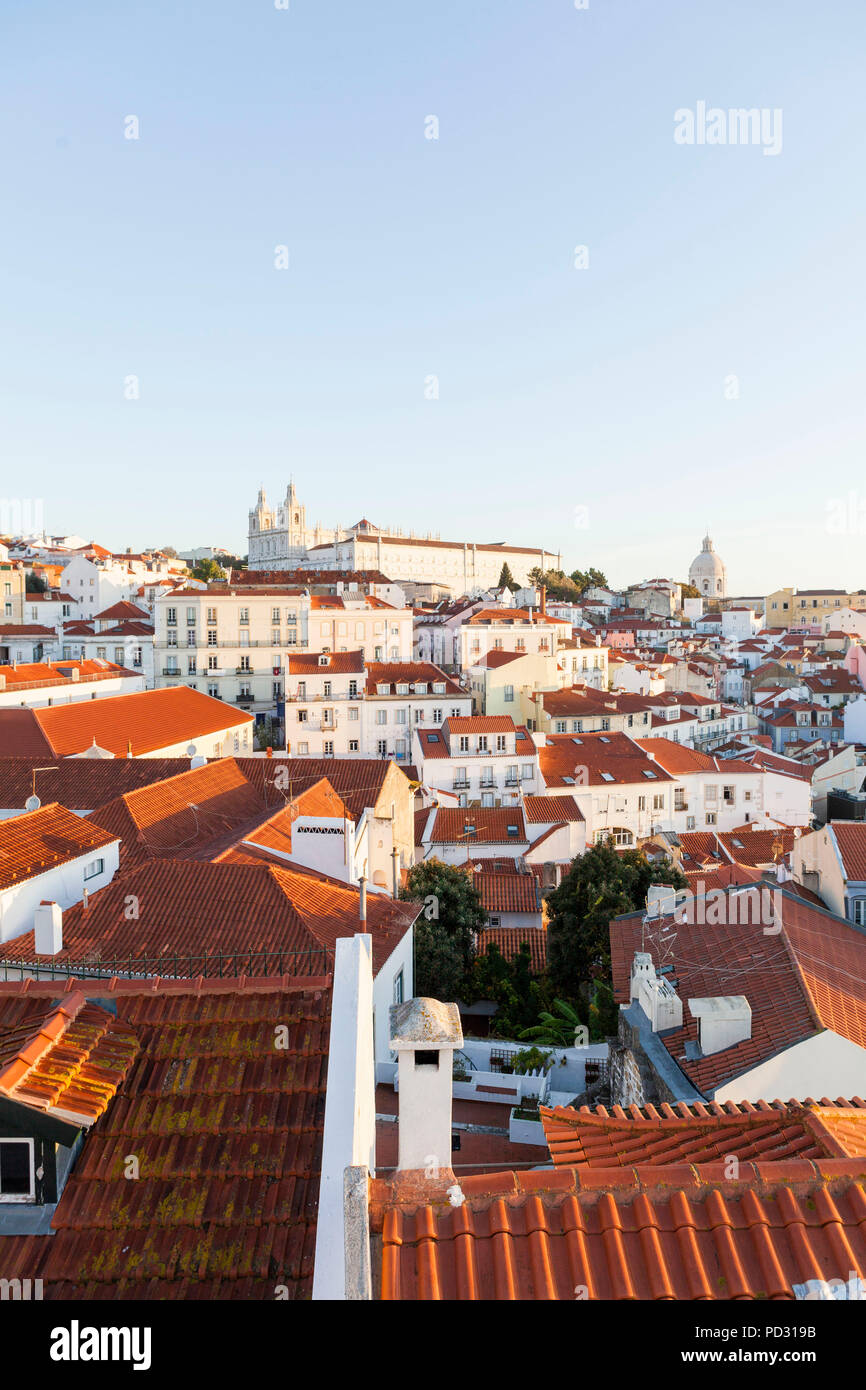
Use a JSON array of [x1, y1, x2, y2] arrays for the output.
[[312, 934, 376, 1301], [0, 842, 120, 944], [713, 1029, 866, 1103], [373, 930, 414, 1081]]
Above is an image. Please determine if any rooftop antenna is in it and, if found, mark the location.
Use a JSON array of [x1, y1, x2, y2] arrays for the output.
[[27, 765, 58, 812]]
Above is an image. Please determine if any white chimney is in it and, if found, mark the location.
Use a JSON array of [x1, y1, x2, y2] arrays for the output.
[[34, 900, 63, 955], [688, 996, 751, 1055], [389, 997, 463, 1172], [631, 951, 683, 1032]]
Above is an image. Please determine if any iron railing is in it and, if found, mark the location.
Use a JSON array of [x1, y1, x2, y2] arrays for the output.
[[0, 946, 331, 983]]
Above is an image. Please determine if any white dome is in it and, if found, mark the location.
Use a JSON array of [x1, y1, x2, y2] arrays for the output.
[[689, 534, 727, 597]]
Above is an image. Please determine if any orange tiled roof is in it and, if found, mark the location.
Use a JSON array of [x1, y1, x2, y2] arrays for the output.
[[0, 801, 118, 890], [287, 650, 365, 674], [87, 758, 272, 866], [428, 808, 527, 845], [365, 662, 463, 696], [540, 1098, 866, 1167], [522, 795, 584, 824], [370, 1157, 866, 1299], [540, 731, 673, 788], [831, 822, 866, 882], [0, 858, 420, 979], [478, 925, 546, 970], [0, 991, 138, 1125], [611, 890, 866, 1094], [27, 686, 252, 757], [0, 977, 329, 1298]]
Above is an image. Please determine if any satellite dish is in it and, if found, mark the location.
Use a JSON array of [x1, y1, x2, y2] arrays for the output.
[[186, 744, 197, 757], [25, 795, 41, 812]]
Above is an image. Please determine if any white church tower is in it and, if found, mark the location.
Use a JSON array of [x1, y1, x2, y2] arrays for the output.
[[248, 479, 331, 569]]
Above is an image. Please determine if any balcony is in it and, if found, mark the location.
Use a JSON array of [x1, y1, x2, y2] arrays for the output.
[[235, 666, 254, 675]]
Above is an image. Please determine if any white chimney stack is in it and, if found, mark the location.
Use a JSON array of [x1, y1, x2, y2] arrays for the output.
[[688, 996, 751, 1055], [389, 997, 463, 1173], [34, 900, 63, 955]]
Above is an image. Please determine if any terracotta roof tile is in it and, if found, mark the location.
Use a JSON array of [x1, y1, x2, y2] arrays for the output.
[[0, 801, 119, 890], [0, 978, 329, 1298], [610, 890, 866, 1094], [370, 1156, 866, 1300], [478, 926, 546, 970], [540, 1099, 866, 1168], [0, 687, 253, 758]]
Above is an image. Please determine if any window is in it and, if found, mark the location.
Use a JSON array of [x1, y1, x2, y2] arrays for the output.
[[207, 682, 218, 697], [207, 654, 217, 671], [186, 607, 196, 625], [705, 812, 717, 826], [377, 739, 387, 757], [272, 607, 281, 624], [207, 629, 217, 646], [349, 739, 359, 752], [166, 607, 177, 625], [504, 685, 514, 703], [705, 785, 718, 802], [686, 816, 696, 830], [432, 707, 442, 723], [393, 969, 404, 1005], [239, 608, 249, 624], [207, 607, 217, 624], [84, 857, 104, 880], [0, 1139, 34, 1202], [324, 740, 334, 756], [478, 736, 488, 752], [376, 709, 387, 725], [188, 657, 197, 675], [723, 785, 735, 802], [297, 709, 308, 722], [323, 680, 331, 697], [853, 900, 866, 926], [653, 794, 664, 810], [638, 795, 646, 811]]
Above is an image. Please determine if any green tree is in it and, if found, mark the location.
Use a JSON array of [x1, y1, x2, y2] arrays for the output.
[[25, 570, 48, 593], [192, 557, 226, 582], [570, 568, 608, 596], [399, 860, 485, 1001], [497, 562, 518, 592], [547, 841, 687, 996], [518, 998, 584, 1048]]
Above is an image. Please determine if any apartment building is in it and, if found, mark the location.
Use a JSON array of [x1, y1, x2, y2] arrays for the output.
[[534, 730, 811, 847], [0, 562, 26, 626], [283, 655, 470, 760], [457, 607, 570, 670], [412, 715, 541, 807], [153, 584, 413, 715], [765, 587, 866, 631]]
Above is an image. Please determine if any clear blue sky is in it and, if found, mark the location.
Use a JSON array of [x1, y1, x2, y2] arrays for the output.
[[2, 0, 865, 593]]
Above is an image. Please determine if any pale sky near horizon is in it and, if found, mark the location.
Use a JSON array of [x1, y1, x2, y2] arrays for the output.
[[2, 0, 865, 593]]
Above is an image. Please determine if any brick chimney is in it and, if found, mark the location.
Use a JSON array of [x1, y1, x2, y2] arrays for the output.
[[389, 997, 463, 1172]]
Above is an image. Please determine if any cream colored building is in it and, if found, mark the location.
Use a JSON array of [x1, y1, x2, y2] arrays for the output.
[[154, 584, 412, 715], [766, 587, 866, 631]]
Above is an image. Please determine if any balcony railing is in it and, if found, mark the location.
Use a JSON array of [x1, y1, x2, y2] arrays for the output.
[[0, 946, 331, 983]]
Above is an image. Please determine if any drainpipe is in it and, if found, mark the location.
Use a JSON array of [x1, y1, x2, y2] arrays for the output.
[[359, 875, 367, 927]]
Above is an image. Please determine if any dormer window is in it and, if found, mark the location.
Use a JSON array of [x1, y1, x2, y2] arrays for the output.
[[600, 772, 615, 782], [433, 683, 445, 694], [318, 655, 329, 667], [377, 683, 390, 695], [414, 682, 428, 694]]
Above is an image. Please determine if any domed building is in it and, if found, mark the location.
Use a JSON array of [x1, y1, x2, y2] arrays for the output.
[[688, 533, 727, 598]]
